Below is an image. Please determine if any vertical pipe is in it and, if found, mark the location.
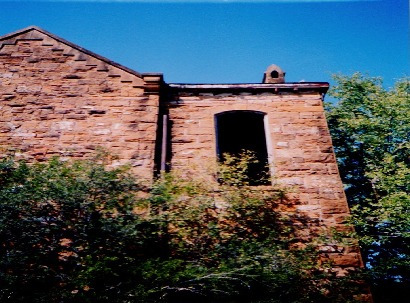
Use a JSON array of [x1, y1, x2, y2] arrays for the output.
[[160, 114, 168, 172], [263, 114, 275, 185], [214, 114, 220, 160]]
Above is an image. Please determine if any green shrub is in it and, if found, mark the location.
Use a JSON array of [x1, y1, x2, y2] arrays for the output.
[[0, 156, 364, 302]]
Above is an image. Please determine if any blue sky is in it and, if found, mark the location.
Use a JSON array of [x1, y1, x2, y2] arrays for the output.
[[0, 0, 408, 89]]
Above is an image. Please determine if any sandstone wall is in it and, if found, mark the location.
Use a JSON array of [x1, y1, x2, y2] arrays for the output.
[[165, 87, 362, 271], [0, 28, 159, 180]]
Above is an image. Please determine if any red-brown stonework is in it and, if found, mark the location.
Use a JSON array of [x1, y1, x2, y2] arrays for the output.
[[163, 84, 363, 270], [1, 27, 370, 298], [0, 27, 160, 179]]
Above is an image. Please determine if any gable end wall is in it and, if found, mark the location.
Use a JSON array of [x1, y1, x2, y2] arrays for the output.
[[0, 31, 159, 180]]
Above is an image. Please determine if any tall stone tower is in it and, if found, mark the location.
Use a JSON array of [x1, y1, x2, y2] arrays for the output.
[[0, 27, 367, 286]]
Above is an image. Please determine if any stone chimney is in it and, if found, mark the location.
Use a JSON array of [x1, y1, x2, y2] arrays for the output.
[[263, 64, 285, 84]]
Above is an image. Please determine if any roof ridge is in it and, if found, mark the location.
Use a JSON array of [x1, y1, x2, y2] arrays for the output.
[[0, 25, 144, 79]]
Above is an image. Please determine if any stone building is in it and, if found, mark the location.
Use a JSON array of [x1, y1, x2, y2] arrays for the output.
[[0, 26, 367, 284]]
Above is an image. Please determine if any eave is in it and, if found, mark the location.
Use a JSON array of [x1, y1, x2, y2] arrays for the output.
[[168, 82, 329, 96]]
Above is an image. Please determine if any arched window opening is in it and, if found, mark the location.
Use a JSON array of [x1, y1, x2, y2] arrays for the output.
[[215, 111, 270, 185], [270, 70, 279, 78]]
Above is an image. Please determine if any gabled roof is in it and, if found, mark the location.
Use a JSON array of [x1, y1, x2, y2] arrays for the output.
[[0, 26, 145, 80]]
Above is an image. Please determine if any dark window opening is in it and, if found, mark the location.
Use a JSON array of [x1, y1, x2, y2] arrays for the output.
[[270, 70, 279, 78], [215, 111, 270, 185]]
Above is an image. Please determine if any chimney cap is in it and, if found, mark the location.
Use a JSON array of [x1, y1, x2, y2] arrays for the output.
[[263, 64, 285, 84]]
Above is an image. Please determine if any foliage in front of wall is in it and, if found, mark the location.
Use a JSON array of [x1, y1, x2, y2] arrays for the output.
[[0, 156, 365, 303], [326, 74, 410, 302]]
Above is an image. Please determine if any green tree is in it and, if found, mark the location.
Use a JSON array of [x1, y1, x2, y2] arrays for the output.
[[0, 156, 364, 302], [0, 157, 154, 302], [326, 74, 410, 302], [141, 167, 364, 303]]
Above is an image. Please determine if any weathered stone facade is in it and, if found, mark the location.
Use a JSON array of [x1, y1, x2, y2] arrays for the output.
[[0, 26, 161, 178], [0, 26, 368, 288], [163, 83, 365, 274]]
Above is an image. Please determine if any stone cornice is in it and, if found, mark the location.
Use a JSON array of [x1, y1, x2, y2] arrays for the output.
[[167, 82, 329, 96]]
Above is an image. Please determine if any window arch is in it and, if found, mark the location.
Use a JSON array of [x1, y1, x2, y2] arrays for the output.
[[215, 110, 270, 185], [270, 70, 279, 78]]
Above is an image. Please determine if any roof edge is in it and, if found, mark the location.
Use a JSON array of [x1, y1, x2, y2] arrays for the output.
[[168, 82, 329, 94], [0, 26, 146, 79], [0, 25, 40, 40], [168, 82, 329, 87]]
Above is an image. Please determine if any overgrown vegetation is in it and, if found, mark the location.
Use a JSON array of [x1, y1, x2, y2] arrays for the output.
[[0, 155, 363, 302], [217, 151, 271, 186], [326, 74, 410, 302]]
